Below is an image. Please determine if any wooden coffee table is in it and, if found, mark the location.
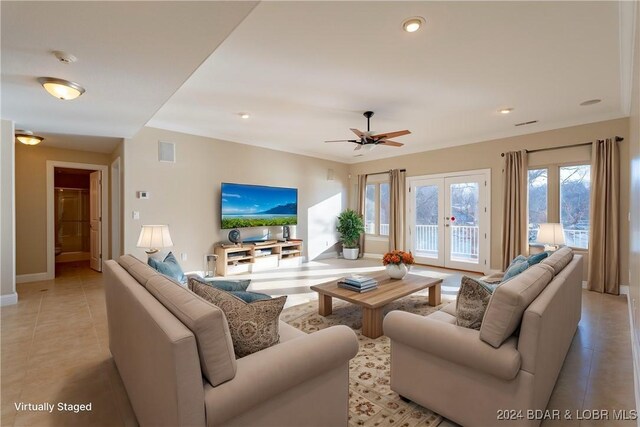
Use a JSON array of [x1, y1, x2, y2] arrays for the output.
[[310, 272, 442, 339]]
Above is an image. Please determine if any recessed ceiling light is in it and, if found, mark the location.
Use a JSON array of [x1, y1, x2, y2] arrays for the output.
[[580, 99, 601, 106], [402, 17, 425, 33], [15, 130, 44, 146], [239, 113, 250, 119], [499, 108, 514, 114], [38, 77, 85, 100]]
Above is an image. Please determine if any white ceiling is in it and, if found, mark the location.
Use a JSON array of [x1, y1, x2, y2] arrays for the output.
[[1, 1, 257, 153], [149, 1, 629, 163]]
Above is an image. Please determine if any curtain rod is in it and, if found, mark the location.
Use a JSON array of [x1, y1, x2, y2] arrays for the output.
[[500, 136, 624, 157], [366, 168, 406, 176]]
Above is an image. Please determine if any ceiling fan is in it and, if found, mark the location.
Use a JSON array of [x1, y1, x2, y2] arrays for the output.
[[325, 111, 411, 151]]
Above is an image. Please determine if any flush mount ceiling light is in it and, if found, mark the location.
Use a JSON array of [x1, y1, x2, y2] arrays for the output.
[[580, 99, 601, 106], [15, 130, 44, 146], [499, 108, 514, 114], [239, 113, 250, 119], [402, 17, 425, 33], [38, 77, 85, 100]]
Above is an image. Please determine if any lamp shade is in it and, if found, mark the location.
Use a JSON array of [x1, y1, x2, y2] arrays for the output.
[[136, 225, 173, 251], [536, 223, 565, 245]]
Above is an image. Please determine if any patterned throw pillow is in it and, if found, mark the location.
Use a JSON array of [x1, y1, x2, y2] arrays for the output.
[[189, 278, 286, 357], [188, 276, 270, 302], [455, 276, 499, 330]]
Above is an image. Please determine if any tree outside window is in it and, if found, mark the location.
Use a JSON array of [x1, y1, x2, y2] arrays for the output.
[[365, 184, 376, 234], [528, 169, 548, 242], [379, 183, 390, 235], [560, 165, 590, 248]]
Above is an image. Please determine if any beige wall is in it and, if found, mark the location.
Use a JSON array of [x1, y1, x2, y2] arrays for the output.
[[628, 0, 640, 377], [15, 144, 112, 275], [1, 120, 16, 300], [123, 127, 349, 272], [348, 118, 630, 280]]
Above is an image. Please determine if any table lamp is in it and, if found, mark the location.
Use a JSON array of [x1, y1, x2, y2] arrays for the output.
[[136, 225, 173, 254], [536, 223, 565, 251]]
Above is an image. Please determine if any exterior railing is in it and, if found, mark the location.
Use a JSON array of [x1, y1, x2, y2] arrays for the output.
[[413, 224, 479, 260]]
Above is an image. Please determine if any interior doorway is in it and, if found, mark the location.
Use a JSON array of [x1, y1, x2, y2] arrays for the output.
[[406, 169, 491, 274], [47, 161, 108, 278]]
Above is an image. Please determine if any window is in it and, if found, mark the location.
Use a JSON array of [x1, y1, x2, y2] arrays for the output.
[[364, 181, 390, 236], [560, 165, 591, 249], [365, 184, 376, 234], [379, 183, 390, 236], [528, 169, 548, 242]]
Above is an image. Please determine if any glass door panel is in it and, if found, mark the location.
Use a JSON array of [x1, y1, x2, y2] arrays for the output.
[[409, 179, 444, 266], [444, 175, 485, 271]]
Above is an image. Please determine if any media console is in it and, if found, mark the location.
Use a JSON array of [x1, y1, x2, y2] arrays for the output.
[[214, 240, 303, 276]]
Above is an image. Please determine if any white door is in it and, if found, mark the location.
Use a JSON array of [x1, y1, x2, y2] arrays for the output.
[[89, 171, 102, 272], [408, 178, 445, 266], [408, 172, 489, 273]]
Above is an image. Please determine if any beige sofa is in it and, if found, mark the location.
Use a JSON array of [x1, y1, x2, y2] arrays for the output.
[[104, 255, 359, 427], [384, 248, 582, 427]]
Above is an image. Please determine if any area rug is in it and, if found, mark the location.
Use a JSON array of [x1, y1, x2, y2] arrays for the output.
[[282, 291, 453, 427]]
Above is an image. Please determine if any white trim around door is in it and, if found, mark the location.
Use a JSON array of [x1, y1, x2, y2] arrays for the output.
[[46, 161, 109, 280], [111, 157, 121, 259], [406, 168, 491, 274]]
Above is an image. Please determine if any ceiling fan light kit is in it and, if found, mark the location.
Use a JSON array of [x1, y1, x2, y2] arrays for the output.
[[324, 111, 410, 153]]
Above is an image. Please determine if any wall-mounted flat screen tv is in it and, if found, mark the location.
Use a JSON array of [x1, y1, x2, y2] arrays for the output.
[[221, 183, 298, 229]]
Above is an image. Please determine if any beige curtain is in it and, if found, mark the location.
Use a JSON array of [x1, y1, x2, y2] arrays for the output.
[[356, 174, 367, 258], [501, 150, 528, 270], [389, 169, 406, 251], [588, 138, 620, 294]]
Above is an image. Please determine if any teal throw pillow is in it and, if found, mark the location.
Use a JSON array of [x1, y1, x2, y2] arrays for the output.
[[208, 279, 251, 292], [527, 251, 549, 266], [148, 252, 185, 284], [508, 255, 527, 269], [230, 291, 271, 303], [503, 260, 529, 282]]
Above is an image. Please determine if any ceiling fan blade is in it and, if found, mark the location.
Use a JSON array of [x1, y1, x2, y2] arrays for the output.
[[379, 140, 404, 147], [350, 128, 365, 138], [371, 130, 411, 139], [354, 144, 362, 151], [324, 139, 356, 143]]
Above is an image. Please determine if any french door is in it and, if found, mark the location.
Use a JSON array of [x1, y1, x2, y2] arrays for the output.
[[407, 171, 489, 273]]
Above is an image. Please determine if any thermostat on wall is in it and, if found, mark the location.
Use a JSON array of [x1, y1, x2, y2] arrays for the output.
[[137, 191, 149, 199]]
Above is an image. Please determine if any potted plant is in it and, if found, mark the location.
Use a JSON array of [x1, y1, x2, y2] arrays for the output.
[[382, 250, 415, 279], [337, 209, 365, 260]]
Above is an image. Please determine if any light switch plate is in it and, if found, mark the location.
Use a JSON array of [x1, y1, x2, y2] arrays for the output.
[[132, 211, 140, 220]]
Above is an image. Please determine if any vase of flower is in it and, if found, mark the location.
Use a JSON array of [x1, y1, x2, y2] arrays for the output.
[[382, 250, 415, 280]]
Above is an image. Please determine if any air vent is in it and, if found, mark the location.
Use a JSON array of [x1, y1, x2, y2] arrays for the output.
[[158, 141, 175, 163], [514, 120, 538, 127]]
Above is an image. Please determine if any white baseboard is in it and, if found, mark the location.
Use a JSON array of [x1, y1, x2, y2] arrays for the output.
[[16, 272, 52, 284], [0, 293, 18, 306], [625, 294, 640, 427]]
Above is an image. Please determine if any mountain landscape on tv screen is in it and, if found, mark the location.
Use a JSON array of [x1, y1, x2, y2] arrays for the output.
[[221, 183, 297, 229]]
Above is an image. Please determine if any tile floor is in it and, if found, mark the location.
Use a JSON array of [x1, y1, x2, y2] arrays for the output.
[[1, 259, 636, 426]]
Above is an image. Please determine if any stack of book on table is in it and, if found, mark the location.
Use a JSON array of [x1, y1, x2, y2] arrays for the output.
[[338, 275, 378, 293]]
